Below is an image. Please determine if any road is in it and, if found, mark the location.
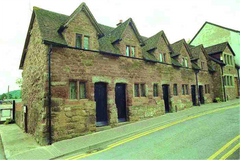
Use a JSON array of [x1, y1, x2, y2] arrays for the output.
[[62, 105, 240, 160]]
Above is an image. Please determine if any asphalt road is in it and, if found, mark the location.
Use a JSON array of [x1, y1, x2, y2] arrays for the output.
[[65, 106, 240, 159]]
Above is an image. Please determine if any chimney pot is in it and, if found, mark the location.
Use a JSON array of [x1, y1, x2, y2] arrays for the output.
[[117, 19, 123, 26]]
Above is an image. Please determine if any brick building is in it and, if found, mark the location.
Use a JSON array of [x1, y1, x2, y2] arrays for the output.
[[17, 3, 239, 145]]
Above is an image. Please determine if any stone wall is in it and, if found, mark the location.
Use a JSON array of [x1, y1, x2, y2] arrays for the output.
[[21, 17, 49, 145], [51, 98, 96, 141]]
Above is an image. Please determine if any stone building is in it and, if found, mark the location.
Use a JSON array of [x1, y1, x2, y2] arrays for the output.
[[17, 3, 239, 145], [189, 21, 240, 71]]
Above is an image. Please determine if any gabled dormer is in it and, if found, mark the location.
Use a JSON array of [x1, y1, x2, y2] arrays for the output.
[[142, 31, 172, 64], [58, 2, 104, 50], [171, 39, 192, 68], [190, 44, 209, 70], [104, 18, 144, 58], [205, 42, 236, 67]]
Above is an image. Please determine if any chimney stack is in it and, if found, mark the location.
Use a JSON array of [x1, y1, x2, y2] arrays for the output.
[[116, 20, 123, 26]]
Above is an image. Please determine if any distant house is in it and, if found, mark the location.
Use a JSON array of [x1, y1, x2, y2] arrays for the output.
[[189, 22, 240, 71]]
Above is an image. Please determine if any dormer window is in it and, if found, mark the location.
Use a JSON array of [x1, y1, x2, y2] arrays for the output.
[[126, 46, 130, 56], [84, 36, 89, 49], [159, 53, 163, 62], [185, 58, 188, 67], [76, 34, 90, 49], [131, 46, 135, 57], [76, 34, 82, 48], [163, 53, 166, 62]]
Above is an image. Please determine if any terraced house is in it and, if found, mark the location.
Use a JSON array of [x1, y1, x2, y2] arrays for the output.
[[17, 2, 239, 145]]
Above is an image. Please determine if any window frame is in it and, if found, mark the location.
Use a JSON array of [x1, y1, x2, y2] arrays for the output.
[[75, 34, 82, 49], [159, 53, 163, 62], [126, 45, 130, 57], [182, 84, 185, 95], [83, 36, 89, 49], [134, 84, 140, 97], [185, 85, 188, 95], [173, 84, 178, 96], [69, 81, 87, 100], [131, 46, 135, 57], [153, 84, 158, 97], [79, 82, 87, 99], [140, 84, 146, 97]]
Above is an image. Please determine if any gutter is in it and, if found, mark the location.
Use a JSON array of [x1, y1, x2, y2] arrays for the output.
[[195, 70, 200, 106], [48, 44, 53, 145]]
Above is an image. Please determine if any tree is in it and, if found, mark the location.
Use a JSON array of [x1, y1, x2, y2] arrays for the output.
[[0, 93, 7, 100], [8, 93, 13, 99], [16, 78, 22, 88]]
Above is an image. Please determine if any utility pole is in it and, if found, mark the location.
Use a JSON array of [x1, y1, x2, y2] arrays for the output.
[[8, 85, 10, 94]]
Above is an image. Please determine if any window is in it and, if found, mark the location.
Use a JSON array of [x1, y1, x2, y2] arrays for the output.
[[141, 84, 146, 97], [230, 56, 233, 65], [230, 76, 233, 86], [173, 84, 178, 96], [185, 85, 188, 94], [227, 76, 230, 86], [76, 34, 82, 49], [163, 53, 166, 62], [70, 82, 77, 99], [70, 81, 87, 99], [83, 36, 89, 49], [224, 54, 227, 64], [134, 84, 146, 97], [201, 62, 204, 69], [131, 46, 135, 57], [205, 84, 210, 93], [126, 46, 130, 56], [182, 85, 185, 95], [227, 55, 230, 65], [153, 84, 158, 97], [79, 82, 86, 99], [159, 53, 163, 62], [185, 59, 188, 67], [182, 58, 185, 66], [134, 84, 140, 97], [76, 34, 90, 49]]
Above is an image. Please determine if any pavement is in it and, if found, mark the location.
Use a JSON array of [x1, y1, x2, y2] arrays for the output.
[[0, 99, 239, 159]]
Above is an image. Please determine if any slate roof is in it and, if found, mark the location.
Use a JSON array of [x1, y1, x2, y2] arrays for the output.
[[189, 45, 201, 59], [33, 7, 68, 45], [142, 31, 164, 52], [171, 39, 184, 56], [205, 42, 235, 56]]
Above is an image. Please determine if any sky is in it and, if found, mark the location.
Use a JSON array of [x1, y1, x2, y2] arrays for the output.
[[0, 0, 239, 94]]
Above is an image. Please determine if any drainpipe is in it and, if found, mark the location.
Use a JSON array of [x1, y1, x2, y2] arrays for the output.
[[220, 65, 226, 102], [48, 44, 52, 145], [195, 70, 200, 106], [237, 67, 240, 97]]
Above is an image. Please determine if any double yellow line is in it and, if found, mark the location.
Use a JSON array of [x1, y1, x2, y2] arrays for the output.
[[208, 135, 240, 160], [66, 105, 240, 160]]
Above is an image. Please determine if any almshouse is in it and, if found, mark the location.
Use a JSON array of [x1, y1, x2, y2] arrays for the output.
[[16, 2, 239, 145]]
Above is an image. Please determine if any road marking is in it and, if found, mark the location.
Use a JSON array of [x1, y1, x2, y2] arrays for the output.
[[220, 143, 240, 160], [66, 104, 240, 160], [207, 135, 240, 160]]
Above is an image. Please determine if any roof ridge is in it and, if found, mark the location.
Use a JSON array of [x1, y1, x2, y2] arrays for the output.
[[205, 41, 228, 49], [144, 30, 163, 42], [206, 21, 240, 33], [33, 6, 69, 17]]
